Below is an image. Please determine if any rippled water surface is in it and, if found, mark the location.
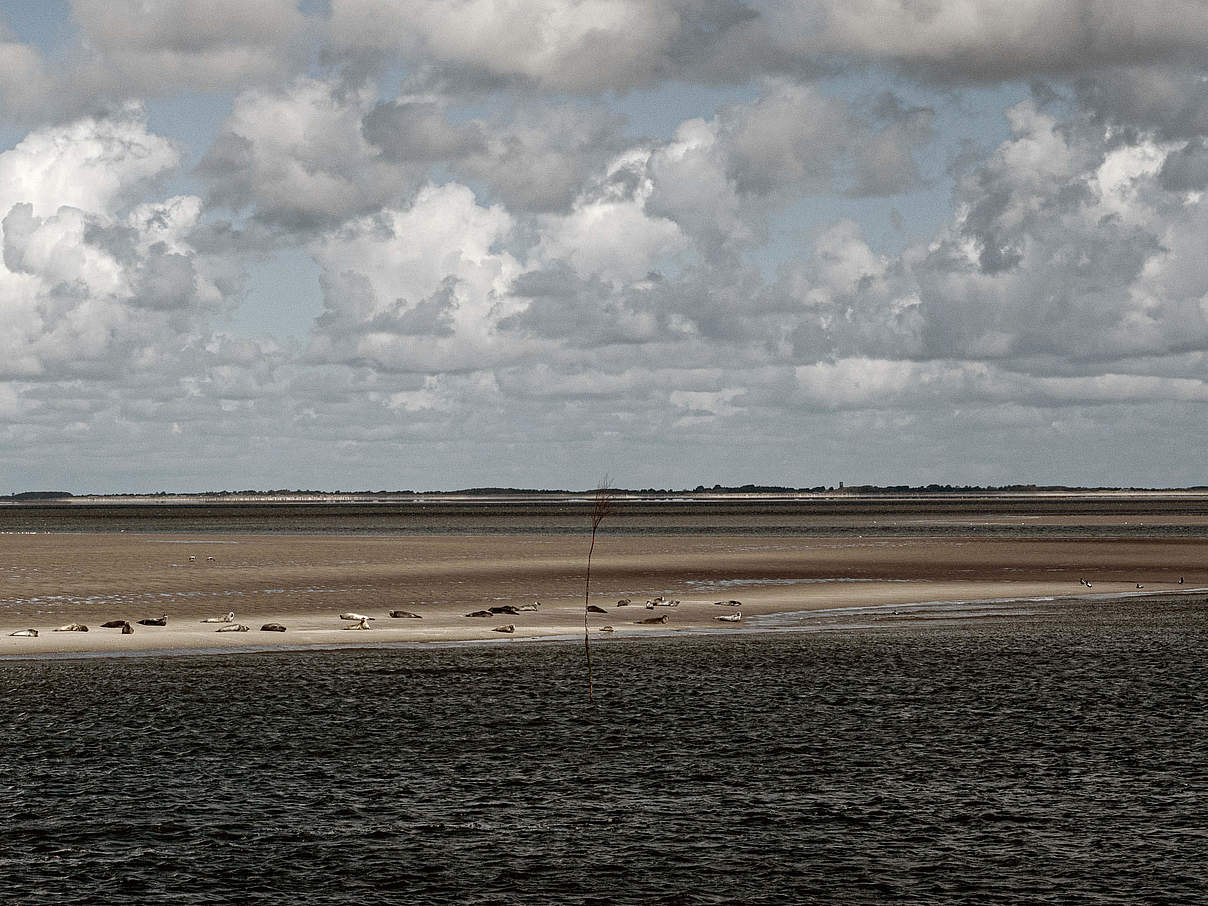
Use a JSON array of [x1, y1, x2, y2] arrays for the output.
[[2, 596, 1206, 904]]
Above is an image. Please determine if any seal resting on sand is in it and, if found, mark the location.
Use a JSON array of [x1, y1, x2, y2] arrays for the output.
[[389, 610, 422, 619], [489, 605, 520, 615], [616, 599, 632, 607], [715, 612, 742, 623], [201, 611, 235, 623], [54, 623, 89, 632], [137, 615, 167, 626], [492, 624, 515, 633], [121, 622, 134, 634], [344, 617, 372, 630], [465, 610, 493, 618], [638, 615, 669, 624], [216, 623, 250, 632], [100, 620, 127, 628], [9, 628, 38, 637], [516, 601, 541, 612], [339, 612, 374, 622], [599, 625, 615, 633], [260, 623, 287, 632], [586, 604, 608, 613]]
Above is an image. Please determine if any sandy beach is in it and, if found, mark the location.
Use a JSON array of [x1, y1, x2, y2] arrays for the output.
[[3, 525, 1206, 656]]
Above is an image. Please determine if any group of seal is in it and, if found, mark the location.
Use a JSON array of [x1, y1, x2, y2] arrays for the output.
[[8, 594, 722, 643]]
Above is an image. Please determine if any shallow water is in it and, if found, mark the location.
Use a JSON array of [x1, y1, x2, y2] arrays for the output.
[[1, 596, 1206, 904], [7, 496, 1208, 538]]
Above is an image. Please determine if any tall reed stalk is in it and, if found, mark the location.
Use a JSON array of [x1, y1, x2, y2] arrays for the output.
[[584, 481, 612, 700]]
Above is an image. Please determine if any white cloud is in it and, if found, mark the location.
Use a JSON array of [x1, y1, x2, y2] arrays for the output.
[[70, 0, 309, 91], [308, 182, 526, 371], [0, 105, 179, 218], [329, 0, 687, 91], [199, 78, 415, 229]]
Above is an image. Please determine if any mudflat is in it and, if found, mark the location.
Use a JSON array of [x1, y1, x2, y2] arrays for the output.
[[2, 511, 1206, 654]]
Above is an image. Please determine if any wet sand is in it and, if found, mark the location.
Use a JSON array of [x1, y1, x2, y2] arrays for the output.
[[2, 529, 1206, 656]]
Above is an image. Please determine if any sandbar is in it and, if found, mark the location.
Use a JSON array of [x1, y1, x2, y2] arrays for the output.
[[2, 529, 1205, 657]]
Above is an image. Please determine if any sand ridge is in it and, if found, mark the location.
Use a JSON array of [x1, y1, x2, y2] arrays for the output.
[[2, 531, 1205, 655]]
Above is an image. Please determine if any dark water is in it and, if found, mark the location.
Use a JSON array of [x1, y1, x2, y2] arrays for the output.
[[2, 597, 1206, 905], [6, 496, 1208, 537]]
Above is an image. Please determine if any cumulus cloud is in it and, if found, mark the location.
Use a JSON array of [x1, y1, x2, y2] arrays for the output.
[[72, 0, 310, 89], [328, 0, 734, 92], [0, 111, 238, 384], [308, 182, 525, 372], [198, 78, 416, 230], [790, 1, 1208, 81], [0, 105, 180, 218]]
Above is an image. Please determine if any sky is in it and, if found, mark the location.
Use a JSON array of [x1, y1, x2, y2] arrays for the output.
[[3, 2, 1208, 493]]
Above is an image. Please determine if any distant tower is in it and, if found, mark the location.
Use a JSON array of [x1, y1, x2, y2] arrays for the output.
[[839, 481, 844, 489]]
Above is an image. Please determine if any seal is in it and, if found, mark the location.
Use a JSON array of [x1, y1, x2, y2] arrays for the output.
[[492, 624, 515, 633], [489, 605, 520, 615], [121, 622, 134, 634], [201, 611, 235, 623], [586, 604, 608, 613], [715, 612, 742, 623], [216, 623, 250, 632], [339, 612, 374, 622], [343, 617, 372, 630], [9, 628, 38, 637], [136, 615, 167, 626], [260, 623, 287, 632], [101, 620, 127, 628], [465, 610, 493, 618], [388, 610, 422, 619], [53, 623, 89, 632], [637, 615, 669, 624]]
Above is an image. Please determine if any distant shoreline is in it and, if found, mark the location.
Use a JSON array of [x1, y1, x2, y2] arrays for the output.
[[9, 487, 1208, 506]]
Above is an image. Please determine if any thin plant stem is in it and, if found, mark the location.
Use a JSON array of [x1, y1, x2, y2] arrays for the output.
[[584, 481, 612, 700]]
